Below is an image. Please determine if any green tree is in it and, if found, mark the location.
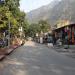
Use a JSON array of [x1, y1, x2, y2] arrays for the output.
[[0, 0, 20, 32], [27, 23, 41, 37], [38, 20, 51, 33], [22, 19, 29, 37], [0, 0, 29, 37], [27, 20, 51, 37]]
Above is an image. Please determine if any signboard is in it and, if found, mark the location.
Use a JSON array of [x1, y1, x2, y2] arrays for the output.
[[57, 20, 70, 28]]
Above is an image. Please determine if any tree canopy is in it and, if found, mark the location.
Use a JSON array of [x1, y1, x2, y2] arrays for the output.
[[38, 20, 51, 33], [0, 0, 28, 37], [0, 0, 51, 38], [27, 20, 51, 37]]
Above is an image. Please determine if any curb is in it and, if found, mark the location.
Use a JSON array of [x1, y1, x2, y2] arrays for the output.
[[6, 48, 14, 55], [0, 55, 6, 60], [0, 45, 21, 60]]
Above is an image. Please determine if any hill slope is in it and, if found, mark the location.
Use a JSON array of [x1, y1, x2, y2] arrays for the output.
[[26, 0, 75, 25]]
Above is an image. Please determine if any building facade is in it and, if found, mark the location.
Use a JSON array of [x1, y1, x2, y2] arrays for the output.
[[53, 24, 75, 45]]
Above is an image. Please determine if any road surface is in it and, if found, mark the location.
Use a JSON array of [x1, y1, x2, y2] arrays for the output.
[[0, 41, 75, 75]]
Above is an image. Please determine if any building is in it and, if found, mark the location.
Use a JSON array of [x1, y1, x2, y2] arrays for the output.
[[53, 23, 75, 45]]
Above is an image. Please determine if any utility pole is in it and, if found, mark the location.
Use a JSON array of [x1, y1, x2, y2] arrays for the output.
[[8, 19, 10, 48], [6, 10, 11, 48]]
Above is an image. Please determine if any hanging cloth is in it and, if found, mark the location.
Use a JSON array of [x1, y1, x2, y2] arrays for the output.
[[68, 30, 70, 40], [72, 27, 74, 44]]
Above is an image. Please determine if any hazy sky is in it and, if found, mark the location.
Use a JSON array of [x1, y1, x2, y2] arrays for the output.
[[20, 0, 53, 12]]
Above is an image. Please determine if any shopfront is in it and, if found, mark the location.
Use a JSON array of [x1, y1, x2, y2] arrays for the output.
[[53, 24, 75, 45]]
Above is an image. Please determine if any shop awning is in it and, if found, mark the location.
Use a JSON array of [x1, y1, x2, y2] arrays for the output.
[[53, 23, 75, 30]]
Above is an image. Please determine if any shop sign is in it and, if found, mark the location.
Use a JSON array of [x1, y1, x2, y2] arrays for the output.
[[57, 20, 70, 28]]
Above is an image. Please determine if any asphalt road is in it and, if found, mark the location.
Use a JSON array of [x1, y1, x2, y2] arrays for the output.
[[0, 41, 75, 75]]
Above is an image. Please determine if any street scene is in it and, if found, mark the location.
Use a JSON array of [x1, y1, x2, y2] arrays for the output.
[[0, 0, 75, 75], [0, 41, 75, 75]]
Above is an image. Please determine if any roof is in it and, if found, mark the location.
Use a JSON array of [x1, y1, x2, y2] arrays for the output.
[[53, 23, 75, 30]]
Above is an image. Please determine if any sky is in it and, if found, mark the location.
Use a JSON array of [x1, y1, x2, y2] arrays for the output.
[[20, 0, 53, 12]]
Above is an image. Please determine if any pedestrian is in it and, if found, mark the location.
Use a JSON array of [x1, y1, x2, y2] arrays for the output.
[[64, 35, 69, 49], [47, 35, 53, 47], [40, 37, 43, 44], [0, 38, 4, 48], [52, 34, 56, 45]]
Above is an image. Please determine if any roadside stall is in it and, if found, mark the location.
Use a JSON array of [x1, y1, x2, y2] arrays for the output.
[[53, 22, 75, 45]]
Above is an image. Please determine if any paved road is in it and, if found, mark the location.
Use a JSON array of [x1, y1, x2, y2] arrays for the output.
[[0, 41, 75, 75]]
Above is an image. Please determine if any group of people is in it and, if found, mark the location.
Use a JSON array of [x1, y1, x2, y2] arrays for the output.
[[43, 33, 62, 46], [0, 38, 8, 48]]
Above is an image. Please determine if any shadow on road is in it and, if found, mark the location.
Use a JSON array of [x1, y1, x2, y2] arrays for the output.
[[0, 41, 75, 75]]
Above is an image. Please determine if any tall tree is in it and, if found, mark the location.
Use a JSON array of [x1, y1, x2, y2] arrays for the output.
[[27, 23, 40, 37], [38, 20, 51, 33], [0, 0, 28, 36]]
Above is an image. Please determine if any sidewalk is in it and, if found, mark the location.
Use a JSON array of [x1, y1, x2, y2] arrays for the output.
[[53, 45, 75, 59], [68, 45, 75, 52], [0, 44, 21, 60]]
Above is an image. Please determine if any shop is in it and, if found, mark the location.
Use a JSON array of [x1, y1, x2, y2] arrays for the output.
[[53, 24, 75, 45]]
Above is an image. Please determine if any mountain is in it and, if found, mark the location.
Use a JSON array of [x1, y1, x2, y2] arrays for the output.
[[26, 0, 75, 26], [26, 0, 60, 24], [48, 0, 75, 25]]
